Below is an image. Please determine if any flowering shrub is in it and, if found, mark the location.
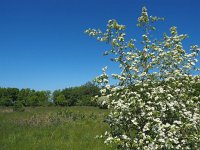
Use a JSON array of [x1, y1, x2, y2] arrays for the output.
[[85, 7, 200, 149]]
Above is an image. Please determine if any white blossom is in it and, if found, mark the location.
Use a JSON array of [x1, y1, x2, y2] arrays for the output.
[[86, 6, 200, 150]]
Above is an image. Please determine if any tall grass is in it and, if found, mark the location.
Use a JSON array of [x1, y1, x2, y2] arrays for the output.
[[0, 106, 113, 150]]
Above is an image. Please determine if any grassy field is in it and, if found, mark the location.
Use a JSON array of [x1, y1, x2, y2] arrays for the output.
[[0, 106, 114, 150]]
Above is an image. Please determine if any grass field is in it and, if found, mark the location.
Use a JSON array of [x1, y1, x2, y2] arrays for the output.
[[0, 106, 114, 150]]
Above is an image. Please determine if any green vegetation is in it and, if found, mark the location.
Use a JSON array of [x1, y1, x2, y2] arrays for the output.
[[53, 82, 99, 107], [0, 88, 50, 107], [0, 106, 114, 150], [0, 81, 100, 108]]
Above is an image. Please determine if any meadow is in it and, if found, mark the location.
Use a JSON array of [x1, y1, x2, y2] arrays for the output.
[[0, 106, 114, 150]]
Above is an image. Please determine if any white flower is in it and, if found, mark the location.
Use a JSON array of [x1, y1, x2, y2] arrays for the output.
[[158, 138, 165, 143], [173, 120, 182, 125], [100, 89, 106, 93], [131, 118, 138, 125], [141, 72, 147, 77], [155, 96, 159, 100], [159, 87, 164, 93], [191, 62, 195, 66]]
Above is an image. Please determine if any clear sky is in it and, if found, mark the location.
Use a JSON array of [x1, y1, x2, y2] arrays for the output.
[[0, 0, 200, 91]]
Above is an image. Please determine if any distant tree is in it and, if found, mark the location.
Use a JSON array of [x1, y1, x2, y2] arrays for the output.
[[0, 96, 12, 106], [53, 90, 61, 104], [52, 82, 99, 106], [17, 88, 32, 106], [77, 82, 100, 106], [7, 88, 19, 104], [0, 88, 19, 106], [0, 88, 50, 107], [55, 94, 67, 106], [27, 94, 39, 106]]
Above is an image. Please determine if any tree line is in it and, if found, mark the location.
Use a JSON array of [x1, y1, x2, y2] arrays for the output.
[[0, 82, 100, 108], [0, 88, 50, 107]]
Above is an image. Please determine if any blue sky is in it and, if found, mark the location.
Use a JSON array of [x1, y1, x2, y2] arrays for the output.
[[0, 0, 200, 91]]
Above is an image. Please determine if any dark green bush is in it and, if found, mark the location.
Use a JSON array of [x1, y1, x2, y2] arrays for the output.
[[13, 101, 25, 112]]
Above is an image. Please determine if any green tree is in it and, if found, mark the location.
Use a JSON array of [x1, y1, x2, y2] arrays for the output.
[[17, 88, 32, 106], [55, 94, 67, 106], [53, 82, 99, 106]]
